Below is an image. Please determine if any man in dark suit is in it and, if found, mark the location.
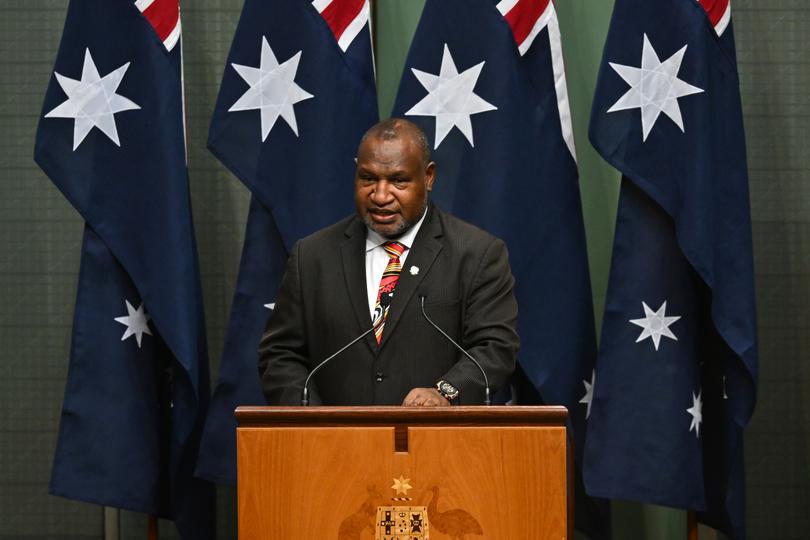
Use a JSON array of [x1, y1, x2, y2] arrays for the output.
[[258, 118, 518, 406]]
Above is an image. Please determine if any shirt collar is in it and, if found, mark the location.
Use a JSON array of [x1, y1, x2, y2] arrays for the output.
[[365, 206, 428, 253]]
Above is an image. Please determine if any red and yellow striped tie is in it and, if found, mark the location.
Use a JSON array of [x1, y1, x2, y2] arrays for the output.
[[372, 241, 406, 343]]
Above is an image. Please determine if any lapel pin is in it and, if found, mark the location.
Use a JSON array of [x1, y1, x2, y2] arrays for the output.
[[409, 265, 419, 276]]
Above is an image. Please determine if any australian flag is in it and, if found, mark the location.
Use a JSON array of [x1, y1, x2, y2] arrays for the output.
[[583, 1, 758, 538], [34, 0, 214, 538], [198, 0, 378, 483], [391, 0, 606, 536]]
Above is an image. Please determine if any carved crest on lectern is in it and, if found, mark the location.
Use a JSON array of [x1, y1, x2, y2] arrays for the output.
[[375, 506, 429, 540], [338, 479, 483, 540]]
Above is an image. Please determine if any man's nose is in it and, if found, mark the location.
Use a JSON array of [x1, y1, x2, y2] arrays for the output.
[[370, 180, 394, 204]]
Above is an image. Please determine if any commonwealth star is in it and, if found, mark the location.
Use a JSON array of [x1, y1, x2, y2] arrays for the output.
[[607, 34, 703, 141], [229, 36, 314, 142], [405, 44, 496, 148], [45, 48, 140, 151]]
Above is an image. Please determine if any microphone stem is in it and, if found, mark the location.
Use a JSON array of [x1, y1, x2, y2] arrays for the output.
[[420, 296, 491, 405], [301, 326, 375, 406]]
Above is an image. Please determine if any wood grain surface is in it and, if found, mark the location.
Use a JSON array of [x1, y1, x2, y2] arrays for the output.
[[237, 407, 568, 539]]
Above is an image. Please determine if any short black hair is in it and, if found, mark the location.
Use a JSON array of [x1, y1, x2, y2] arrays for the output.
[[359, 118, 432, 166]]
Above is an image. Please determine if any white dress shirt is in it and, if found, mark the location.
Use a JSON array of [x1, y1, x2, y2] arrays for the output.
[[364, 208, 427, 321]]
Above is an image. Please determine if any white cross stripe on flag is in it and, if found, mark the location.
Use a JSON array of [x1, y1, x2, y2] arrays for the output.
[[698, 0, 731, 36], [496, 0, 576, 161], [497, 0, 552, 56], [135, 0, 181, 51], [312, 0, 370, 52]]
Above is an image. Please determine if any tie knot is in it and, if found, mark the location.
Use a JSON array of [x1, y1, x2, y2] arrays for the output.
[[383, 241, 406, 259]]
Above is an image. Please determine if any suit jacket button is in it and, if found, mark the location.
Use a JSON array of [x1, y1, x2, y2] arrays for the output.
[[376, 372, 384, 383]]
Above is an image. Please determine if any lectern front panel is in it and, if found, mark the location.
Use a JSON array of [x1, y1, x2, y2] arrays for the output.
[[236, 406, 570, 539]]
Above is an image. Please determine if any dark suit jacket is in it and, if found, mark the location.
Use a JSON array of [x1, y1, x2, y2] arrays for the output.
[[258, 204, 519, 405]]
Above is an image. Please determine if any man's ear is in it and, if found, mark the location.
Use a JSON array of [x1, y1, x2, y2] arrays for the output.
[[425, 161, 436, 191]]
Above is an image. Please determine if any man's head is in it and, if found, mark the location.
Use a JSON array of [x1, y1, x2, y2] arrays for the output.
[[355, 118, 435, 238]]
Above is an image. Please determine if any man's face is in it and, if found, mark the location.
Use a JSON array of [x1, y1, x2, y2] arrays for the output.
[[354, 135, 435, 238]]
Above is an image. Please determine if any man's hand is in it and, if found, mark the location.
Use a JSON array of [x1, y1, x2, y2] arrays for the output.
[[402, 387, 451, 407]]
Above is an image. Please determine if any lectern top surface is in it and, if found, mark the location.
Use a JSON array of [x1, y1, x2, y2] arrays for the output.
[[235, 405, 568, 427]]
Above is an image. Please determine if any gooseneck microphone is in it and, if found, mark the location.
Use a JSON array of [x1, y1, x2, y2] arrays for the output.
[[301, 292, 393, 406], [419, 295, 491, 405], [301, 325, 375, 405]]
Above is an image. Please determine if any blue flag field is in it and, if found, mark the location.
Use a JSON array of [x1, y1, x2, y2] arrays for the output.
[[198, 0, 379, 483], [391, 0, 606, 536], [583, 1, 758, 538], [34, 0, 214, 537]]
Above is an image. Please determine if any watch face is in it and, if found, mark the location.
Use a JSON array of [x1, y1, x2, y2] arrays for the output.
[[438, 381, 458, 398]]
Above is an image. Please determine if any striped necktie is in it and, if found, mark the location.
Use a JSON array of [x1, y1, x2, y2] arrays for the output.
[[372, 241, 406, 344]]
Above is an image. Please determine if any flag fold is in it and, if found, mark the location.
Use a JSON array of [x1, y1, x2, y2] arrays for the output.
[[584, 1, 757, 538], [198, 0, 378, 483], [392, 0, 606, 536], [34, 0, 214, 537]]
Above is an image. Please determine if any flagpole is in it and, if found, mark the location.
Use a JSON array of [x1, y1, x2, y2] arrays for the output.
[[103, 507, 119, 540], [148, 515, 158, 540], [687, 510, 698, 540]]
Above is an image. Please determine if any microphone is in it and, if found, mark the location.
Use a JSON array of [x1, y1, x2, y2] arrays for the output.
[[301, 324, 375, 406], [301, 295, 392, 405], [419, 295, 491, 405]]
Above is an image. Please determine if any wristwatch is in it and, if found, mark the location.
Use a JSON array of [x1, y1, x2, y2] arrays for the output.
[[435, 380, 459, 402]]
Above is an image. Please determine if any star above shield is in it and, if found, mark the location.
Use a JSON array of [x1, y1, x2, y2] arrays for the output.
[[229, 35, 314, 142], [391, 475, 412, 495]]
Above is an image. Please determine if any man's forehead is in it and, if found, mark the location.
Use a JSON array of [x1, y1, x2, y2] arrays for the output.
[[357, 136, 420, 165]]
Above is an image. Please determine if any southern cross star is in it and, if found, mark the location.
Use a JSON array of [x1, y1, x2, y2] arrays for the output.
[[45, 48, 140, 151], [629, 300, 681, 351], [114, 300, 152, 348], [405, 44, 497, 149], [229, 36, 314, 142], [607, 34, 704, 141], [687, 390, 703, 438], [579, 369, 596, 419]]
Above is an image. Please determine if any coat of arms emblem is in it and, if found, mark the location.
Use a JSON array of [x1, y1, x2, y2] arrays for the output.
[[375, 506, 429, 540]]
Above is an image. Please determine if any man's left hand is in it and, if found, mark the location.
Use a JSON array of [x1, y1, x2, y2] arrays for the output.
[[402, 387, 451, 407]]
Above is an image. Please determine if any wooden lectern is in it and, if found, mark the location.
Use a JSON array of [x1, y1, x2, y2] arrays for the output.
[[236, 406, 571, 539]]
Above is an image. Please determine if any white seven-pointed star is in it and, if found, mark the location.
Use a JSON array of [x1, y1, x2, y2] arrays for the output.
[[229, 36, 314, 142], [579, 369, 596, 419], [629, 300, 681, 351], [45, 48, 140, 151], [114, 300, 152, 348], [687, 390, 703, 438], [264, 302, 275, 310], [607, 34, 704, 141], [405, 44, 497, 148]]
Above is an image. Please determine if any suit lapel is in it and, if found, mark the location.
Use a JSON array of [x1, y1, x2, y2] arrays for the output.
[[378, 206, 444, 351], [340, 218, 378, 355]]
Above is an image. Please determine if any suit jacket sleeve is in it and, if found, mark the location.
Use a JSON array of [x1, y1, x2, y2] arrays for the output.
[[443, 237, 519, 403], [257, 240, 321, 405]]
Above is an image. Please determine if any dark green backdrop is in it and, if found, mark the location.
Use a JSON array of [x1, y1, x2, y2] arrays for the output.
[[0, 1, 807, 538]]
